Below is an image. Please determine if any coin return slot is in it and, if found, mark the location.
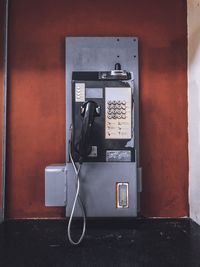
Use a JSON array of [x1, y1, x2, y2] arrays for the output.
[[116, 182, 129, 208]]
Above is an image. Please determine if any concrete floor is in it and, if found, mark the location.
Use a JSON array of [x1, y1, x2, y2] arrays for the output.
[[0, 219, 200, 267]]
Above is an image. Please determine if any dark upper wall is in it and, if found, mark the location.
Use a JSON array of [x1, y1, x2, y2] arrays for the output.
[[6, 0, 188, 218]]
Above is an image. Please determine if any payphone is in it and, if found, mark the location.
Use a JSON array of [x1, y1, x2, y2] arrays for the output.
[[71, 66, 134, 163], [45, 37, 141, 245]]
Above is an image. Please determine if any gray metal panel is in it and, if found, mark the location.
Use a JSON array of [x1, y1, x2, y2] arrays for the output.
[[64, 37, 140, 217], [66, 162, 137, 217], [65, 37, 140, 168], [45, 165, 67, 207]]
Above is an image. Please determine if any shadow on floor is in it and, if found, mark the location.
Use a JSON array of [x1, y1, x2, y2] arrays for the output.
[[0, 218, 200, 267]]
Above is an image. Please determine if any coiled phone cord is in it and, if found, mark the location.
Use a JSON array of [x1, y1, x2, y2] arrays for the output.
[[67, 130, 86, 245]]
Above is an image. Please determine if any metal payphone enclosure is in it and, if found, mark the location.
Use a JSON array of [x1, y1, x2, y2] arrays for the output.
[[65, 37, 140, 218]]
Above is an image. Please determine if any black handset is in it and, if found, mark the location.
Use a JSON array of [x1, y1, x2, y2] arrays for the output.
[[77, 101, 100, 161]]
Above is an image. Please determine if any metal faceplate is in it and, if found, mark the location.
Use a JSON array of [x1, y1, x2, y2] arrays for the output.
[[105, 87, 132, 139], [66, 162, 137, 217], [65, 37, 140, 217]]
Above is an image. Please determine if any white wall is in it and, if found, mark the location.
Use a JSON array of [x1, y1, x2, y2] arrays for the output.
[[188, 0, 200, 224]]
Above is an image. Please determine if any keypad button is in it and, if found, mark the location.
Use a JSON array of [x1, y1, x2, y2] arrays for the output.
[[107, 100, 128, 122]]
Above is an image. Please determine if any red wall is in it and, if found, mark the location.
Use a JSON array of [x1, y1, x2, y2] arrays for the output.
[[6, 0, 188, 218]]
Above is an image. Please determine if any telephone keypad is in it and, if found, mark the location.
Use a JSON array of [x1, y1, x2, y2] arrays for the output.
[[107, 100, 127, 120], [105, 87, 131, 140]]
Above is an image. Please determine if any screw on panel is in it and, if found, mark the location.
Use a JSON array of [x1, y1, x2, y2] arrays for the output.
[[115, 63, 121, 70]]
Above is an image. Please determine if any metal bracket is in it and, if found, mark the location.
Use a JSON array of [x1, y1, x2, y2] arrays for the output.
[[45, 165, 67, 207], [137, 167, 142, 193]]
